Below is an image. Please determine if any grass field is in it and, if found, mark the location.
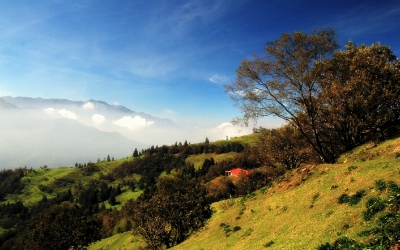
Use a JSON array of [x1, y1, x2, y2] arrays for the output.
[[186, 152, 240, 169], [1, 156, 139, 206], [90, 136, 400, 249]]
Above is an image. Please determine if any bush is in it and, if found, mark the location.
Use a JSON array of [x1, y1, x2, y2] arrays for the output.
[[317, 237, 363, 250], [38, 184, 53, 194], [264, 240, 274, 248], [338, 190, 365, 205], [363, 197, 386, 221], [338, 194, 349, 204], [375, 179, 387, 191], [232, 226, 241, 232], [349, 190, 365, 205]]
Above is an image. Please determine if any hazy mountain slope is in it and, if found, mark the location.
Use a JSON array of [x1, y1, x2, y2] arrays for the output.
[[0, 102, 147, 169]]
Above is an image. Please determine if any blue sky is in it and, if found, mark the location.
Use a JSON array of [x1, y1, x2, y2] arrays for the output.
[[1, 0, 400, 127]]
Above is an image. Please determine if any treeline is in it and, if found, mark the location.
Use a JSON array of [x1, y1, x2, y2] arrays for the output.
[[0, 168, 28, 201]]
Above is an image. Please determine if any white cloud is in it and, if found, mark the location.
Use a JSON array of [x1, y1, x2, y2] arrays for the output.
[[113, 116, 154, 130], [57, 109, 79, 120], [217, 122, 232, 130], [44, 107, 55, 114], [83, 102, 94, 110], [44, 108, 78, 120], [211, 122, 253, 140], [92, 114, 105, 126], [209, 74, 229, 84]]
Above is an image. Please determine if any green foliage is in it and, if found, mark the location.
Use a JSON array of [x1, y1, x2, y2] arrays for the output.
[[128, 173, 212, 249], [317, 237, 362, 250], [337, 194, 349, 204], [312, 193, 320, 204], [226, 28, 400, 164], [347, 165, 357, 171], [38, 184, 53, 194], [220, 223, 232, 237], [26, 202, 102, 250], [337, 190, 365, 206], [363, 197, 386, 221], [255, 126, 317, 170], [264, 240, 274, 248], [375, 179, 387, 191], [330, 185, 339, 190], [232, 226, 241, 232], [320, 180, 400, 249]]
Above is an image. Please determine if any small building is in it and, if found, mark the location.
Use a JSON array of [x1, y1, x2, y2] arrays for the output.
[[225, 168, 250, 178]]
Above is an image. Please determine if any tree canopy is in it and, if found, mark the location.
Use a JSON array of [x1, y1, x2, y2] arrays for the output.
[[128, 173, 212, 249], [225, 28, 400, 162]]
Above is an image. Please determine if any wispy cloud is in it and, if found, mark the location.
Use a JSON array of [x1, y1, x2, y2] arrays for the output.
[[209, 74, 230, 85]]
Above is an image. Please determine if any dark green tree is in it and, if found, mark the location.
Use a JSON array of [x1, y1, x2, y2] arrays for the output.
[[205, 137, 209, 144], [26, 202, 101, 250], [129, 173, 212, 249], [133, 148, 139, 157]]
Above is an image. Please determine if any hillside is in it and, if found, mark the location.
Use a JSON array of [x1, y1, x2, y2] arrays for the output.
[[89, 137, 400, 249]]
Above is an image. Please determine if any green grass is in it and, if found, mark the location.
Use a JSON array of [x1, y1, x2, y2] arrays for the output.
[[2, 156, 139, 206], [186, 152, 239, 169], [88, 231, 146, 250], [85, 137, 400, 250], [213, 133, 259, 147], [171, 137, 400, 250]]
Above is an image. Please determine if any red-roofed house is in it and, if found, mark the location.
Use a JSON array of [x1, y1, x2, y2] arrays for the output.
[[225, 168, 250, 178]]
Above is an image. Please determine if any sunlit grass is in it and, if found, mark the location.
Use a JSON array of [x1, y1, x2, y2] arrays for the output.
[[172, 137, 400, 250], [186, 152, 239, 170], [88, 231, 146, 250]]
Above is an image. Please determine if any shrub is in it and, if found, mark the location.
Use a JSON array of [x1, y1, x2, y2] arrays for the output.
[[363, 197, 386, 221], [348, 190, 365, 205], [375, 179, 387, 191], [232, 226, 241, 232], [264, 240, 274, 248], [330, 185, 339, 190], [338, 190, 365, 205], [348, 165, 358, 171], [38, 184, 53, 194], [338, 194, 350, 204], [317, 237, 363, 250]]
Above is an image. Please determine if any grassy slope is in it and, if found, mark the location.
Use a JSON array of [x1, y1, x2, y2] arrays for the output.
[[173, 138, 400, 250], [90, 137, 400, 250], [2, 156, 140, 206], [185, 134, 258, 169]]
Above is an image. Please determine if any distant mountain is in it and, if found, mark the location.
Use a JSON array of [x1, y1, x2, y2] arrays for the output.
[[1, 96, 182, 145], [0, 96, 254, 169], [0, 103, 148, 169], [0, 97, 18, 109]]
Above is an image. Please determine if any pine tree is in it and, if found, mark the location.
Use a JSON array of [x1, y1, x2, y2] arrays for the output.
[[133, 148, 139, 157]]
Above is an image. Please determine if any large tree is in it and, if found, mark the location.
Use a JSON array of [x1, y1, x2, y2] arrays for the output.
[[225, 28, 339, 163], [317, 41, 400, 149], [26, 202, 102, 250], [129, 173, 212, 249]]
